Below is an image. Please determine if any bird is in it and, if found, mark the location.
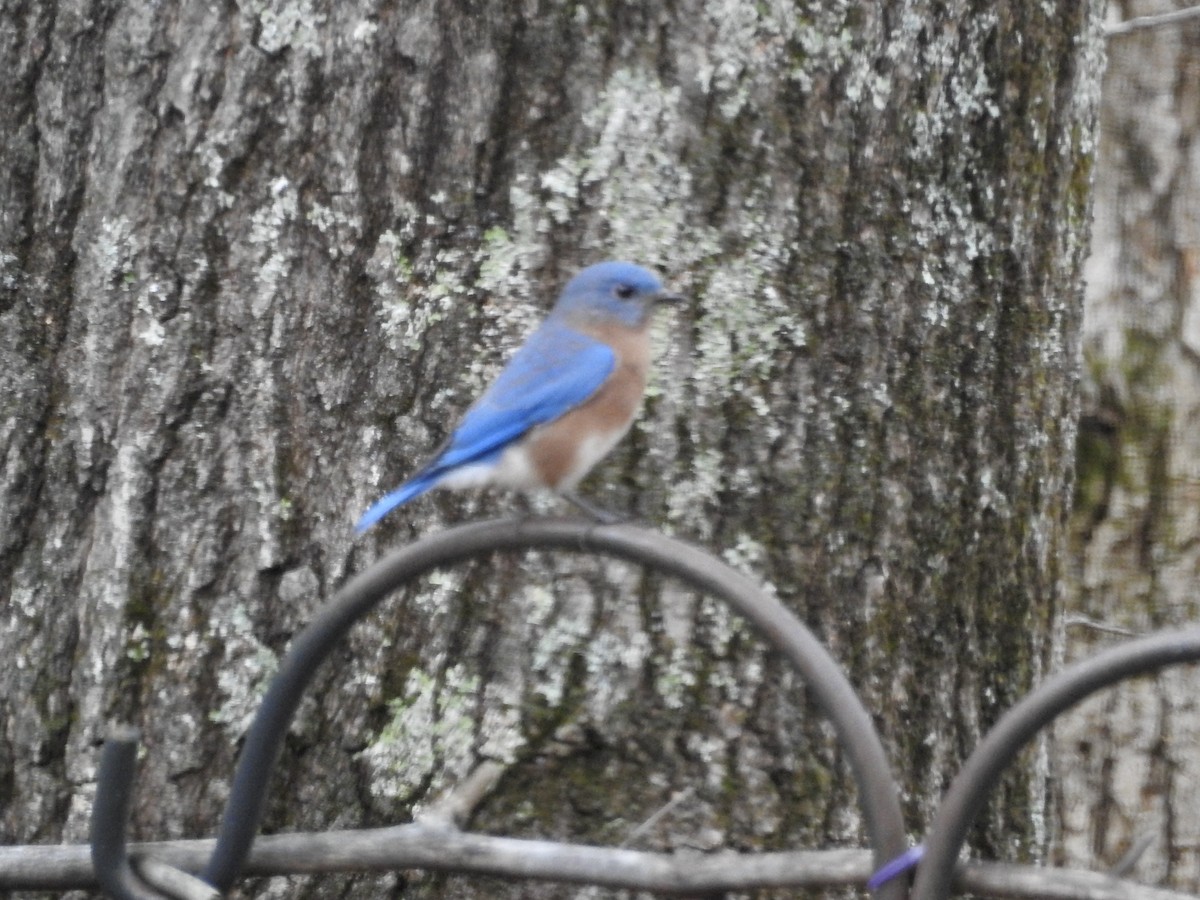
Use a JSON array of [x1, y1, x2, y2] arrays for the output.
[[356, 261, 684, 532]]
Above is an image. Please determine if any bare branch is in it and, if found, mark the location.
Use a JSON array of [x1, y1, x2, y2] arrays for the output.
[[1, 826, 1195, 899], [1105, 4, 1200, 35], [132, 857, 220, 900], [1109, 830, 1157, 878], [0, 831, 868, 893], [958, 861, 1189, 900], [620, 787, 696, 848], [415, 760, 507, 829], [1063, 615, 1139, 638]]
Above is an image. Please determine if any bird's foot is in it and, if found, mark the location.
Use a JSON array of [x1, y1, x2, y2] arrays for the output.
[[562, 491, 627, 525]]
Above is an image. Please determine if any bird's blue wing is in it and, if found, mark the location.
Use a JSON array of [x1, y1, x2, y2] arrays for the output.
[[356, 320, 614, 532], [435, 319, 614, 469]]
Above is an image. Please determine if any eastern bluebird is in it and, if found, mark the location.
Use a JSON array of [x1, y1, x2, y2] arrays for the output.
[[356, 261, 684, 531]]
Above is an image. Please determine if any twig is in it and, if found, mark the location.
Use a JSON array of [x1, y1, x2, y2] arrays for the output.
[[620, 787, 696, 848], [1063, 615, 1139, 638], [1109, 830, 1156, 878], [133, 857, 220, 900], [1105, 4, 1200, 36], [415, 760, 506, 829]]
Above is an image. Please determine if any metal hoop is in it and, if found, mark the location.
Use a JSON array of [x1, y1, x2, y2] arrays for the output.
[[912, 628, 1200, 899], [184, 517, 908, 897]]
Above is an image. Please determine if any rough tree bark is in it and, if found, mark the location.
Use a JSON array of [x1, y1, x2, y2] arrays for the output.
[[1054, 1, 1200, 891], [0, 1, 1101, 898]]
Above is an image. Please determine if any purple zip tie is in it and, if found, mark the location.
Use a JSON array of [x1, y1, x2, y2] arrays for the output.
[[868, 844, 925, 890]]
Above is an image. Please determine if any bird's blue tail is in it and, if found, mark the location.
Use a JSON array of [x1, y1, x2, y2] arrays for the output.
[[355, 474, 438, 532]]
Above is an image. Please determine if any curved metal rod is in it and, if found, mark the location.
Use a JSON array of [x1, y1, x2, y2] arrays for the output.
[[200, 517, 909, 898], [911, 627, 1200, 900], [91, 726, 165, 900]]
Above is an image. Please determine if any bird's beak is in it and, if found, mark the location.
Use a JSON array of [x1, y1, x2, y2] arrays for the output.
[[654, 290, 687, 306]]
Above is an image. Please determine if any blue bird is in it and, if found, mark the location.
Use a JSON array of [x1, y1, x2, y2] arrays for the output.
[[356, 261, 684, 531]]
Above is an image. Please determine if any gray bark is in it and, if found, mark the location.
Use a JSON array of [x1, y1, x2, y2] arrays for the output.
[[1055, 1, 1200, 890], [1, 0, 1102, 897]]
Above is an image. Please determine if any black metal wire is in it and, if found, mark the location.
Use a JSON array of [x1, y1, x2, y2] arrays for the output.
[[911, 627, 1200, 900], [199, 517, 910, 899], [91, 725, 165, 900]]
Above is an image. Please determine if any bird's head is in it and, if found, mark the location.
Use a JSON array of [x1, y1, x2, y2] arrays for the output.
[[552, 261, 685, 328]]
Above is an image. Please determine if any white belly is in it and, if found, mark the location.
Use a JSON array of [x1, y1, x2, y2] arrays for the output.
[[436, 422, 632, 494], [553, 425, 630, 490], [435, 450, 540, 492]]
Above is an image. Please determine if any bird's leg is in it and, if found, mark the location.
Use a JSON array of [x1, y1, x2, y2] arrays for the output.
[[561, 491, 625, 525]]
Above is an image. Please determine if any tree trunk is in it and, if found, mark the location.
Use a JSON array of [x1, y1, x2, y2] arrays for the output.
[[1055, 1, 1200, 890], [0, 1, 1101, 897]]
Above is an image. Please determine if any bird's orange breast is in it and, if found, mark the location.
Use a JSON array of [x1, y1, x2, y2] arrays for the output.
[[523, 321, 652, 489]]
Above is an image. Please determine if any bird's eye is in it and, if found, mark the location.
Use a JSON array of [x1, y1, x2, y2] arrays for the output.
[[614, 284, 635, 299]]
